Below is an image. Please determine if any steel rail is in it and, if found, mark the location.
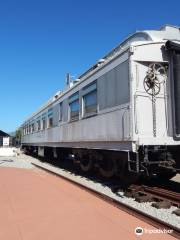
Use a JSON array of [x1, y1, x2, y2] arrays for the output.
[[142, 186, 180, 207]]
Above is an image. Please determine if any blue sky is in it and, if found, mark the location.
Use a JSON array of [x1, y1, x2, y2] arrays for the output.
[[0, 0, 179, 132]]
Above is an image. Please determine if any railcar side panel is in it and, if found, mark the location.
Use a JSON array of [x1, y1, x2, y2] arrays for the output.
[[22, 54, 131, 149]]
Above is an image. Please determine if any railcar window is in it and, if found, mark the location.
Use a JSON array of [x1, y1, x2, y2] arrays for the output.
[[37, 119, 41, 131], [29, 122, 33, 133], [41, 113, 46, 130], [42, 118, 46, 130], [59, 102, 63, 121], [30, 124, 32, 133], [69, 100, 79, 120], [48, 117, 53, 128], [32, 123, 35, 132], [82, 82, 97, 117], [83, 91, 97, 115], [69, 92, 79, 121], [27, 125, 30, 134], [48, 108, 53, 128]]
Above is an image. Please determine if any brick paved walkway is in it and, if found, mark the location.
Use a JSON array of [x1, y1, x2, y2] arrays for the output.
[[0, 167, 176, 240]]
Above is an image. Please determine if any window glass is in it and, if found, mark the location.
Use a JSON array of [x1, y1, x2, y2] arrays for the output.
[[48, 117, 53, 128], [30, 124, 32, 133], [69, 92, 79, 103], [27, 125, 30, 134], [83, 82, 96, 93], [69, 93, 79, 121], [69, 99, 79, 121], [32, 123, 35, 132], [47, 108, 53, 128], [41, 113, 46, 130], [23, 127, 26, 135], [59, 102, 63, 121], [42, 118, 46, 130], [48, 108, 53, 117], [37, 120, 41, 131], [84, 91, 97, 113], [83, 82, 97, 116]]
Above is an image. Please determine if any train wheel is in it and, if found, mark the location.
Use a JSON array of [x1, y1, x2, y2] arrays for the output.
[[119, 172, 139, 186], [156, 171, 176, 180], [80, 159, 93, 172], [99, 159, 117, 178]]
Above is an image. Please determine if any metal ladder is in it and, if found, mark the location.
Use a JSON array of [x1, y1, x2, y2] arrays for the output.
[[127, 151, 140, 173]]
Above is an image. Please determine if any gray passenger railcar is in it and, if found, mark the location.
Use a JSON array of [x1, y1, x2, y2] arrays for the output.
[[21, 25, 180, 180]]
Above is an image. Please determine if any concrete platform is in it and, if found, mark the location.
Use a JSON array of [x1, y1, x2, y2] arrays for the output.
[[172, 174, 180, 183], [0, 167, 176, 240], [0, 147, 18, 157]]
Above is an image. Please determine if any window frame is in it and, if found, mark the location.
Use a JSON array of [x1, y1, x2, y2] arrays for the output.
[[23, 127, 26, 136], [47, 108, 53, 128], [42, 117, 46, 130], [27, 124, 30, 134], [59, 102, 63, 122], [41, 113, 47, 130], [82, 81, 97, 118], [32, 122, 35, 132], [69, 92, 80, 122], [37, 119, 41, 131], [48, 116, 53, 128]]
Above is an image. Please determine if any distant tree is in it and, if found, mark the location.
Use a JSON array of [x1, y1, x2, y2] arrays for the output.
[[15, 128, 21, 139], [15, 128, 21, 146]]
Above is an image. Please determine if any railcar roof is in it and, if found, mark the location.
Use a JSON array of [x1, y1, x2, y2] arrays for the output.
[[79, 25, 180, 79], [22, 25, 180, 125]]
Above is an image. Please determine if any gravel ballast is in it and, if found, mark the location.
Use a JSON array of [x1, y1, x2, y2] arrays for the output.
[[0, 156, 34, 169]]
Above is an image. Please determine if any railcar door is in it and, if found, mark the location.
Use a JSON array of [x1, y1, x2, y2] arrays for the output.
[[166, 41, 180, 140], [133, 61, 167, 140]]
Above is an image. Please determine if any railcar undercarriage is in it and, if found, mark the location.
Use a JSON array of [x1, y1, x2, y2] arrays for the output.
[[137, 145, 179, 179], [22, 144, 179, 183]]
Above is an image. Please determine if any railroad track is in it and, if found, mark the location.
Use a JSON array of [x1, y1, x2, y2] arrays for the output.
[[32, 162, 180, 239], [125, 184, 180, 208], [143, 186, 180, 207]]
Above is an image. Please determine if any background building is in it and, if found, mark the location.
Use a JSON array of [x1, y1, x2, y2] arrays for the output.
[[0, 130, 12, 146]]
